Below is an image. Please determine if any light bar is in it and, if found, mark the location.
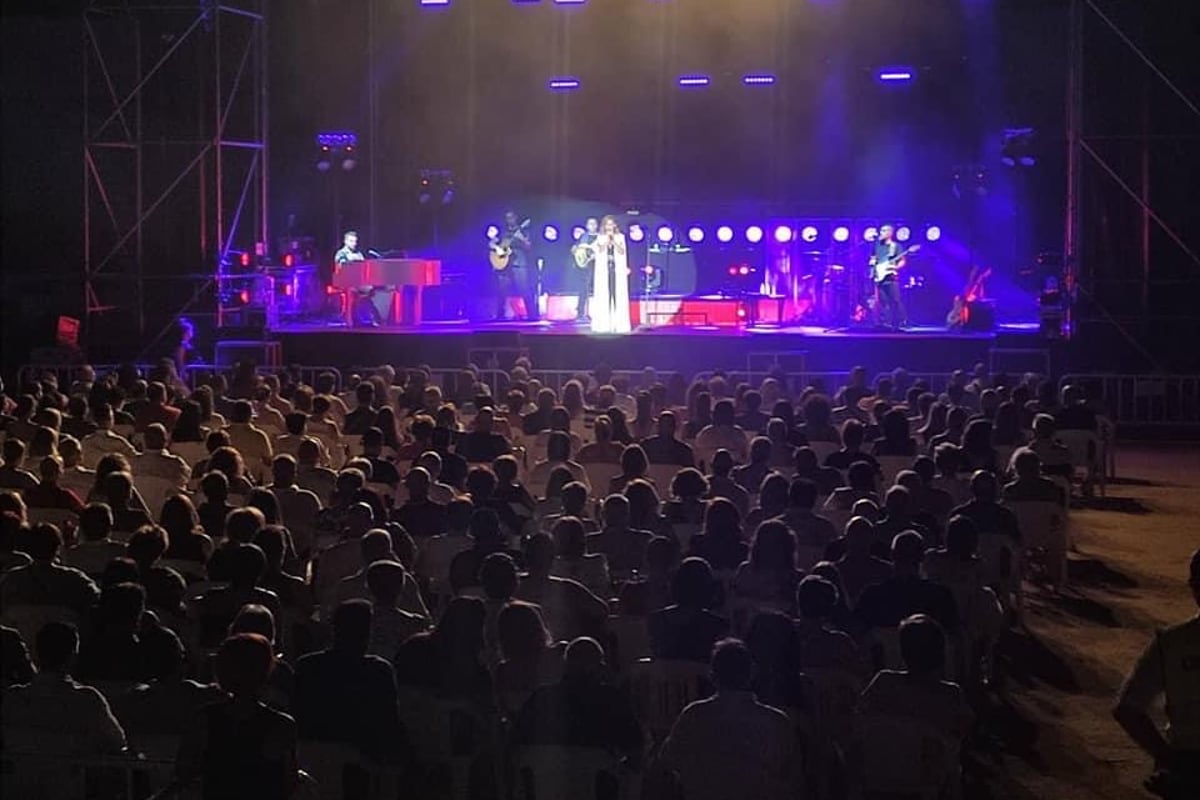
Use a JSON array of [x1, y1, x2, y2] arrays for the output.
[[877, 68, 914, 82], [419, 0, 450, 6], [678, 75, 711, 87], [316, 131, 357, 148], [742, 74, 777, 86], [548, 77, 580, 91]]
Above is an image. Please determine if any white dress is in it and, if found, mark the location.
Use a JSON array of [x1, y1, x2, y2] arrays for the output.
[[591, 233, 632, 334]]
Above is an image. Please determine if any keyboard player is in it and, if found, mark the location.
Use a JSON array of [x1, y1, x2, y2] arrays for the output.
[[333, 230, 382, 327]]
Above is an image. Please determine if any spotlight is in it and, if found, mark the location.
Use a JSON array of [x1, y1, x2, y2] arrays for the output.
[[877, 67, 914, 83], [727, 266, 739, 276], [316, 147, 332, 172], [896, 226, 911, 243], [925, 225, 942, 242], [746, 226, 764, 244], [774, 226, 793, 244], [629, 224, 645, 243], [572, 225, 585, 241], [863, 227, 879, 242], [341, 147, 357, 171], [832, 226, 850, 243], [485, 225, 500, 240], [548, 77, 581, 91], [657, 225, 674, 243], [687, 226, 705, 243], [800, 226, 819, 243], [543, 225, 559, 242], [739, 265, 751, 276], [716, 226, 734, 243], [678, 75, 711, 87]]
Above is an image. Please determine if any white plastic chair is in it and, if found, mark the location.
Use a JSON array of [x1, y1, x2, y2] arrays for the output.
[[170, 441, 209, 466], [1008, 499, 1068, 588], [808, 441, 841, 464], [133, 475, 182, 519], [582, 462, 622, 498], [628, 657, 711, 739], [645, 463, 684, 494], [513, 746, 631, 800], [1056, 429, 1105, 496]]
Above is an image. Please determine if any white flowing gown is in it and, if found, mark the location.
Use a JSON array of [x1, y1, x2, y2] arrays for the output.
[[591, 233, 632, 334]]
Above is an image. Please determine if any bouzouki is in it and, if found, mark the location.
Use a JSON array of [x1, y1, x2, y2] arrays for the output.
[[489, 219, 532, 271], [571, 237, 597, 269], [871, 243, 921, 284]]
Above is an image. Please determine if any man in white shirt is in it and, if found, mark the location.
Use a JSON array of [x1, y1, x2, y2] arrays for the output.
[[132, 423, 190, 488], [1114, 549, 1200, 795], [224, 400, 273, 482], [57, 436, 96, 500], [659, 638, 800, 800], [267, 454, 322, 558], [79, 404, 137, 469], [2, 621, 126, 757], [694, 399, 749, 468]]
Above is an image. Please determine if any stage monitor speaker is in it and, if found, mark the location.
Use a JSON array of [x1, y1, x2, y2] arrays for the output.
[[964, 300, 995, 331]]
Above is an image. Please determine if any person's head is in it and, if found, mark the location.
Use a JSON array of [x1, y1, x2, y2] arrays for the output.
[[465, 466, 498, 503], [552, 516, 588, 559], [445, 496, 473, 533], [522, 532, 556, 578], [2, 438, 26, 469], [795, 574, 838, 621], [230, 400, 253, 425], [882, 409, 910, 445], [670, 467, 707, 501], [944, 515, 979, 559], [335, 469, 368, 505], [1012, 447, 1042, 481], [97, 581, 146, 634], [480, 552, 519, 601], [843, 516, 875, 557], [225, 506, 266, 544], [254, 524, 292, 573], [600, 215, 619, 235], [1033, 412, 1057, 440], [360, 529, 395, 567], [851, 498, 879, 524], [560, 481, 589, 516], [585, 216, 600, 235], [59, 434, 83, 468], [403, 465, 432, 500], [743, 436, 769, 466], [749, 520, 795, 573], [127, 524, 168, 569], [246, 488, 280, 526], [332, 598, 372, 654], [946, 405, 969, 432], [102, 470, 135, 509], [563, 636, 606, 682], [200, 470, 230, 506], [672, 556, 716, 609], [497, 601, 552, 664], [35, 621, 80, 674], [343, 229, 359, 250], [469, 507, 503, 548], [227, 542, 268, 589], [847, 461, 876, 493], [208, 446, 246, 481], [624, 479, 661, 523], [546, 430, 575, 464], [656, 410, 678, 439], [963, 419, 993, 455], [712, 399, 736, 427], [970, 469, 998, 502], [366, 559, 410, 608], [711, 449, 734, 478], [838, 418, 864, 451], [354, 381, 375, 410], [710, 637, 754, 691], [788, 478, 819, 511], [592, 416, 613, 445], [645, 534, 682, 579], [601, 493, 631, 528], [215, 632, 275, 698], [898, 614, 946, 677], [934, 444, 961, 477], [890, 530, 926, 575], [793, 446, 818, 474], [204, 429, 231, 455], [911, 455, 937, 485], [883, 484, 911, 517]]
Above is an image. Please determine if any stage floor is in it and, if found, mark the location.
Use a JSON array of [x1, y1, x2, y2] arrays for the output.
[[268, 318, 1052, 376]]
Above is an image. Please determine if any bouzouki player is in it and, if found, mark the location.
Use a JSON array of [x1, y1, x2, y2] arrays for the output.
[[570, 217, 600, 322]]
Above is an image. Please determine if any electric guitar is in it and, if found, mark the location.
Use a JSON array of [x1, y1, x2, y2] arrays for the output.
[[488, 219, 532, 271], [946, 266, 992, 328], [871, 243, 921, 284]]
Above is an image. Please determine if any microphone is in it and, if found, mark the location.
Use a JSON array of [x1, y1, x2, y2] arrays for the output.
[[367, 249, 382, 258]]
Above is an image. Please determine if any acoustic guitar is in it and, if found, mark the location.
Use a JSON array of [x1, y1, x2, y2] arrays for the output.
[[571, 237, 597, 270], [488, 219, 532, 271], [946, 266, 992, 328]]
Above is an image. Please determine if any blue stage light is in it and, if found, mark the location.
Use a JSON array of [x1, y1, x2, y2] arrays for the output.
[[485, 225, 500, 240], [548, 77, 580, 91], [657, 225, 675, 243], [832, 226, 850, 243], [896, 226, 911, 243], [543, 225, 559, 242], [877, 68, 914, 83], [629, 224, 645, 243], [800, 226, 819, 243], [925, 225, 942, 242], [419, 0, 450, 6], [687, 226, 705, 243], [863, 227, 879, 242], [678, 75, 711, 87], [742, 74, 777, 86], [572, 225, 585, 241], [774, 226, 794, 244], [716, 226, 734, 244], [746, 226, 764, 244]]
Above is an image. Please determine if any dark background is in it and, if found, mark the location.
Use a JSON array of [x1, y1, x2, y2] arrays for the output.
[[3, 0, 1198, 369]]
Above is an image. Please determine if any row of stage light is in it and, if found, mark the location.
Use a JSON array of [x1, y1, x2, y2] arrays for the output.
[[484, 223, 943, 245]]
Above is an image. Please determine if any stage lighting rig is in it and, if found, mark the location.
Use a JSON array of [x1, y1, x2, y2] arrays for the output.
[[418, 169, 456, 205], [316, 131, 357, 172], [1000, 128, 1037, 167]]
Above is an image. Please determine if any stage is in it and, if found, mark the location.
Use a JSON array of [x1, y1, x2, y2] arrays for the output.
[[266, 317, 1052, 378]]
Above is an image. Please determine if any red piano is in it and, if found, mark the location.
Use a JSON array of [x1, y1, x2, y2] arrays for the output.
[[332, 258, 441, 325]]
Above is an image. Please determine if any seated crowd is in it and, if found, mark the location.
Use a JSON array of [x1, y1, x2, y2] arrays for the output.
[[0, 359, 1109, 798]]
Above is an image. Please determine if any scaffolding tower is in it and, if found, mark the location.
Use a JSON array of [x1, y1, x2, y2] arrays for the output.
[[83, 0, 267, 358]]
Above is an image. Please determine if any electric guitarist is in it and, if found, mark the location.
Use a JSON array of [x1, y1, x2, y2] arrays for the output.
[[490, 211, 537, 321], [869, 224, 919, 330], [570, 217, 600, 321]]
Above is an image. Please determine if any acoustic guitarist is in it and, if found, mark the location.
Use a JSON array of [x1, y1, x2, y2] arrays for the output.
[[490, 210, 537, 321], [869, 224, 918, 330], [570, 217, 600, 321]]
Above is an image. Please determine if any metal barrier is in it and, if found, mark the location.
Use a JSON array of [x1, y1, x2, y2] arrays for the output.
[[1060, 374, 1200, 426], [17, 363, 344, 393]]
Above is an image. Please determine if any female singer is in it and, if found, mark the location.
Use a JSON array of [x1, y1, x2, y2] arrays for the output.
[[591, 215, 632, 334]]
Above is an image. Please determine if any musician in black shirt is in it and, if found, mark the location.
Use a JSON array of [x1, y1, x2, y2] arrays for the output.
[[333, 230, 382, 327], [570, 217, 600, 322], [492, 210, 537, 321], [870, 224, 908, 330]]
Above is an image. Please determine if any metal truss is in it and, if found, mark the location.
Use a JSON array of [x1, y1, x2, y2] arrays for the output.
[[83, 0, 267, 354], [1064, 0, 1200, 368]]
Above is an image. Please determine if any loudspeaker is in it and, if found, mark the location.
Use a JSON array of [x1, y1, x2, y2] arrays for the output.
[[963, 300, 995, 331]]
